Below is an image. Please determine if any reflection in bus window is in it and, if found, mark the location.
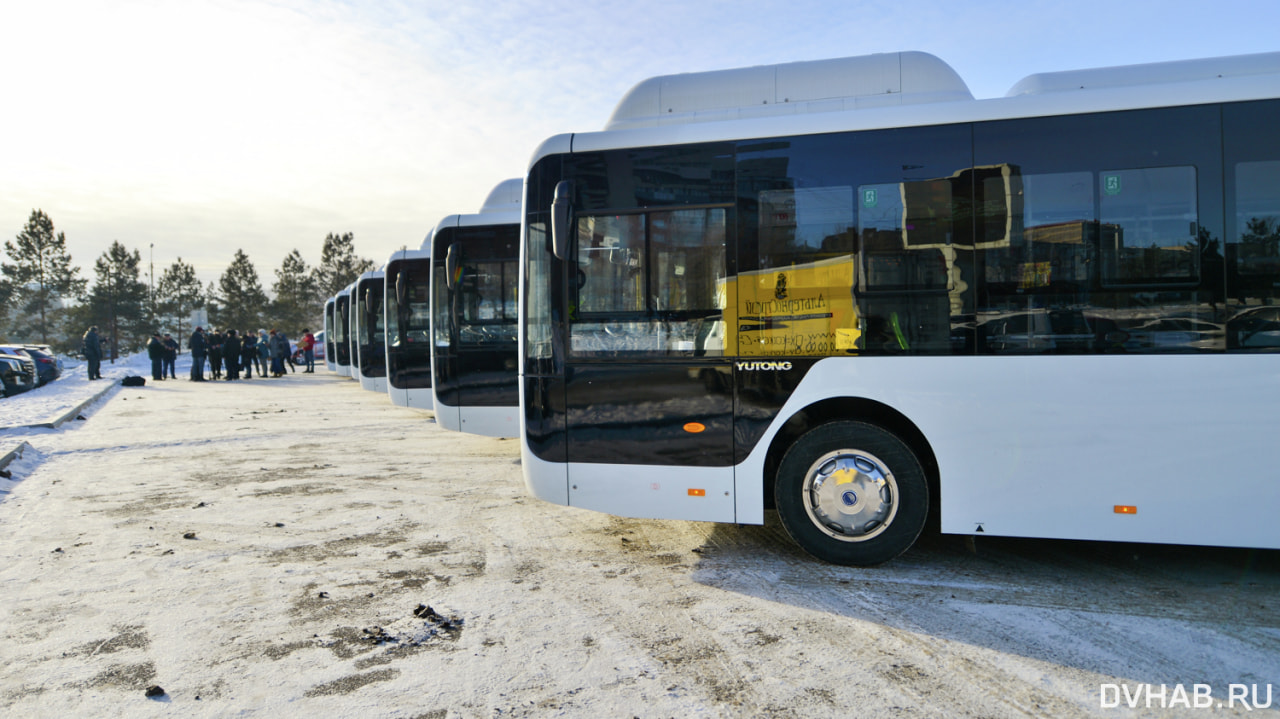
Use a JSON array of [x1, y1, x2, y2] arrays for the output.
[[984, 171, 1094, 290], [1100, 166, 1198, 283], [1230, 159, 1280, 350], [740, 187, 857, 356], [1235, 161, 1280, 280]]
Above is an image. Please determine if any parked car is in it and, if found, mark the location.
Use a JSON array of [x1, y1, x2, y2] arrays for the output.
[[0, 352, 36, 397], [978, 309, 1097, 353], [1227, 306, 1280, 350], [22, 346, 63, 386]]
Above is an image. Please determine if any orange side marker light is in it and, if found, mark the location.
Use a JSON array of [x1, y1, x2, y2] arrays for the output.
[[1114, 505, 1137, 515], [683, 422, 706, 433], [688, 488, 706, 497]]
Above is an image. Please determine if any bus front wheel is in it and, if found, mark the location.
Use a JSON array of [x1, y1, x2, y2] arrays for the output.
[[775, 421, 928, 566]]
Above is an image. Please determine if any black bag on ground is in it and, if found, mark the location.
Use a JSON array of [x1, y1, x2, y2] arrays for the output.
[[121, 376, 146, 387]]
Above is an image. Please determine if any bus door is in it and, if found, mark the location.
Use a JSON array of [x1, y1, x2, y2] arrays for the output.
[[562, 208, 737, 521], [446, 242, 521, 411], [387, 259, 434, 398]]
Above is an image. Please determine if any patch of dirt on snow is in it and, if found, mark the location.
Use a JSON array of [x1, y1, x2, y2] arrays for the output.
[[71, 624, 150, 656], [379, 568, 452, 589], [265, 525, 415, 565], [86, 661, 156, 690], [102, 491, 200, 517], [243, 482, 345, 498], [303, 667, 400, 697]]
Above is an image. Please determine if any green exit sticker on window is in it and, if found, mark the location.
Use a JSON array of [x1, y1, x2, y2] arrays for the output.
[[862, 188, 878, 208], [1103, 174, 1122, 196]]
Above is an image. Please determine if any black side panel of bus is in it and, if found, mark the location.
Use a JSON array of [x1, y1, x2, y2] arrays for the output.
[[452, 345, 519, 406], [525, 375, 567, 463], [565, 363, 734, 466], [388, 344, 432, 388], [734, 360, 821, 463]]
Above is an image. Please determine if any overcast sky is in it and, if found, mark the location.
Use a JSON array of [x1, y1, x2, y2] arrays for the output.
[[3, 0, 1278, 288]]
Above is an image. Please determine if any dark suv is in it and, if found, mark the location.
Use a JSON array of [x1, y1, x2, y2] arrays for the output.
[[22, 346, 62, 386], [0, 352, 36, 397]]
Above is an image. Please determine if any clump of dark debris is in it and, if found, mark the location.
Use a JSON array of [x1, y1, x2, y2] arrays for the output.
[[357, 604, 465, 648]]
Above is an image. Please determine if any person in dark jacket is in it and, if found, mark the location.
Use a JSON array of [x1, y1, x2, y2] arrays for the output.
[[223, 330, 240, 380], [268, 329, 289, 377], [161, 333, 178, 379], [241, 331, 257, 379], [82, 326, 103, 380], [208, 330, 224, 380], [147, 333, 165, 380], [189, 327, 207, 381]]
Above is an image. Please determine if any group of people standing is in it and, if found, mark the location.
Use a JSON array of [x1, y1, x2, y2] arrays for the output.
[[184, 327, 318, 382], [145, 332, 182, 380]]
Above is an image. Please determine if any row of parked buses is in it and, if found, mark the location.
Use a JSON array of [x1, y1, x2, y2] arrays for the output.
[[327, 49, 1280, 566], [324, 179, 522, 439]]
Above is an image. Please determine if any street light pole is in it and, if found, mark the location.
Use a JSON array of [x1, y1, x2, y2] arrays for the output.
[[108, 269, 118, 363], [149, 243, 155, 329]]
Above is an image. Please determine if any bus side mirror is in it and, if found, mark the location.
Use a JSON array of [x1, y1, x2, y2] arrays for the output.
[[396, 271, 407, 305], [445, 243, 460, 290], [551, 180, 572, 260]]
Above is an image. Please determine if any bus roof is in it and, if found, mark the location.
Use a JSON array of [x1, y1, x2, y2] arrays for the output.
[[605, 51, 972, 131], [478, 178, 523, 215], [531, 50, 1280, 169], [1007, 50, 1280, 97], [432, 178, 523, 236]]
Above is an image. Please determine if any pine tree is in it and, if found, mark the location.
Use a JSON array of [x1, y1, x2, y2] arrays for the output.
[[0, 277, 14, 339], [82, 242, 149, 358], [156, 258, 205, 342], [215, 249, 269, 332], [271, 249, 315, 337], [312, 232, 374, 298], [204, 281, 223, 330], [2, 209, 87, 344]]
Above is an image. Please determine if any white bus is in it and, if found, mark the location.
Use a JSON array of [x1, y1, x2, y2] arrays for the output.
[[352, 269, 388, 393], [333, 283, 355, 378], [323, 297, 338, 372], [385, 241, 435, 410], [431, 178, 523, 437], [520, 50, 1280, 565]]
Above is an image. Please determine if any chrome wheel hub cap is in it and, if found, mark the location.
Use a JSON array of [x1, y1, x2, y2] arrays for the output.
[[803, 449, 898, 542]]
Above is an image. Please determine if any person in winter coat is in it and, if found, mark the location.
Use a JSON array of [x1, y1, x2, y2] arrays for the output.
[[223, 329, 240, 380], [298, 328, 316, 373], [241, 331, 257, 379], [161, 333, 178, 379], [255, 329, 270, 377], [82, 326, 103, 380], [147, 333, 165, 380], [189, 327, 207, 381], [207, 330, 223, 380], [268, 329, 289, 377]]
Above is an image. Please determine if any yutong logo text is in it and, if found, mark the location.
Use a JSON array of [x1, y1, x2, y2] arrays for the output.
[[736, 361, 793, 371]]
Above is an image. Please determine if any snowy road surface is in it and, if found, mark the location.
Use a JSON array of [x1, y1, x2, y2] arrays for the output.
[[1, 360, 1278, 717]]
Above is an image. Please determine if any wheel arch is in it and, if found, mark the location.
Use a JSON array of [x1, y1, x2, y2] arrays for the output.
[[761, 397, 940, 522]]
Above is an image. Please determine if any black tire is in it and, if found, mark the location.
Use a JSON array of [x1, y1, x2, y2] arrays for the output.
[[775, 421, 928, 566]]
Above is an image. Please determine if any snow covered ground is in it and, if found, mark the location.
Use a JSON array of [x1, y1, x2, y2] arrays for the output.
[[1, 354, 1278, 717]]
